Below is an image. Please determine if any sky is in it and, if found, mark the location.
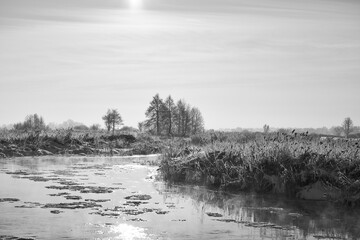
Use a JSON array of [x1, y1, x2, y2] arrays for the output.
[[0, 0, 359, 129]]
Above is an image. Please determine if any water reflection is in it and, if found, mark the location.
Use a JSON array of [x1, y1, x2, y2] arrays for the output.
[[156, 183, 360, 240], [110, 224, 149, 240], [1, 157, 359, 240]]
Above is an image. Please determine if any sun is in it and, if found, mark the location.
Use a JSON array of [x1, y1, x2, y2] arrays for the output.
[[129, 0, 143, 10]]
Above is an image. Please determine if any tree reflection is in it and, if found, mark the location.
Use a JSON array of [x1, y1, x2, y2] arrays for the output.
[[156, 183, 360, 239]]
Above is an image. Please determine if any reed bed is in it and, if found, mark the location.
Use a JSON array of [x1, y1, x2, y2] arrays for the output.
[[160, 132, 360, 207]]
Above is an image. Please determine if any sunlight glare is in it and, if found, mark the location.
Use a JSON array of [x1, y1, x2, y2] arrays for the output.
[[129, 0, 143, 11], [110, 224, 149, 240]]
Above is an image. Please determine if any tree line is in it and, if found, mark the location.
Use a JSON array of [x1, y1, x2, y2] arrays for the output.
[[7, 104, 355, 139], [12, 114, 102, 132], [140, 94, 205, 136], [13, 114, 46, 132], [260, 117, 357, 138]]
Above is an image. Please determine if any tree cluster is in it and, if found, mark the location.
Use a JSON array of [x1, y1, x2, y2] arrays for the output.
[[47, 120, 102, 131], [13, 114, 46, 132], [142, 94, 204, 136]]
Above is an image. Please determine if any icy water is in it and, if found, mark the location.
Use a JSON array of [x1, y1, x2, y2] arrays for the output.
[[0, 156, 359, 240]]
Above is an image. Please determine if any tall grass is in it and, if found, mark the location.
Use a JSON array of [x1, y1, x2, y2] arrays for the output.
[[160, 131, 360, 207]]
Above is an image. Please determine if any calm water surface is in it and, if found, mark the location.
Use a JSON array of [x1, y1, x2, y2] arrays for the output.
[[0, 156, 359, 240]]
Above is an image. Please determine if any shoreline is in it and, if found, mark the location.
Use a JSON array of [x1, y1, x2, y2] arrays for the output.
[[1, 152, 356, 208], [0, 153, 162, 160], [0, 132, 164, 159]]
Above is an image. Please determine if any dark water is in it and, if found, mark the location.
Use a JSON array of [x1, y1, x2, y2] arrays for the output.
[[0, 156, 359, 240]]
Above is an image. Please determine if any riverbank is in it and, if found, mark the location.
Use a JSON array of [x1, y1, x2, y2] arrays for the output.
[[2, 130, 360, 207], [0, 130, 164, 158], [159, 132, 360, 207]]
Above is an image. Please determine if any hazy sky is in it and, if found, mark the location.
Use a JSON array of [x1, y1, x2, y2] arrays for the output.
[[0, 0, 359, 129]]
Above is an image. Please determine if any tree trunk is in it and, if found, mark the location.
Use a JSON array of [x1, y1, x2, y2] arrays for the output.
[[168, 111, 172, 136], [156, 110, 160, 135]]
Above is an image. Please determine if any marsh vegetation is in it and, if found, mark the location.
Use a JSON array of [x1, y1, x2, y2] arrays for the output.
[[160, 131, 360, 207], [1, 124, 360, 208]]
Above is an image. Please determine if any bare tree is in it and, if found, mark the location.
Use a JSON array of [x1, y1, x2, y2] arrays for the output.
[[190, 107, 204, 135], [342, 117, 353, 138], [263, 124, 270, 134], [163, 95, 177, 136], [111, 110, 123, 135], [102, 109, 123, 135], [145, 94, 164, 135], [102, 110, 112, 132], [184, 104, 192, 136], [174, 100, 189, 136]]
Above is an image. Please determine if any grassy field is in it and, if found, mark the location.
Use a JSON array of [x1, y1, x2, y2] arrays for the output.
[[160, 131, 360, 207]]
